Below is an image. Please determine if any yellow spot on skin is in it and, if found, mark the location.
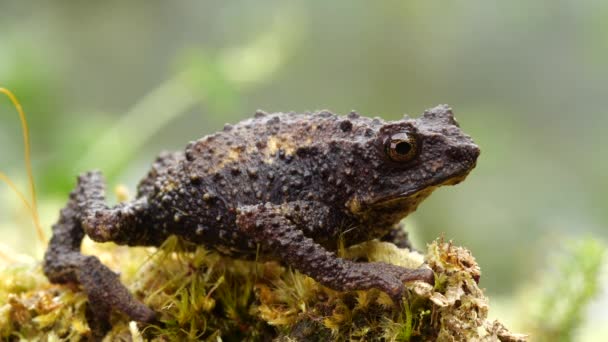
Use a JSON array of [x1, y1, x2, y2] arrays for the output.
[[163, 182, 177, 192], [263, 136, 297, 164], [207, 147, 243, 173], [347, 197, 362, 214], [267, 136, 280, 155], [228, 148, 241, 161]]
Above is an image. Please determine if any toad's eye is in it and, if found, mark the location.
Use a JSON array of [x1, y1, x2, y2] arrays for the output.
[[385, 132, 418, 162]]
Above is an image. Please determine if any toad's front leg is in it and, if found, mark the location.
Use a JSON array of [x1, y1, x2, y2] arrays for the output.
[[43, 171, 157, 340], [235, 202, 434, 301]]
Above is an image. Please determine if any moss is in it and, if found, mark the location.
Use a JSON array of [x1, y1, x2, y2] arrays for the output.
[[0, 238, 526, 341], [522, 238, 606, 342]]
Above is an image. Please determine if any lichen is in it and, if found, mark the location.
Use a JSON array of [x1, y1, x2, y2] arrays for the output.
[[0, 238, 526, 341]]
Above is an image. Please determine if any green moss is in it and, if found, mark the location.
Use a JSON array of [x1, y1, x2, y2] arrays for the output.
[[0, 238, 526, 341], [523, 238, 606, 342]]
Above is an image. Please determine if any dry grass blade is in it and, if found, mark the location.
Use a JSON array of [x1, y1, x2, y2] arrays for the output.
[[0, 87, 45, 244]]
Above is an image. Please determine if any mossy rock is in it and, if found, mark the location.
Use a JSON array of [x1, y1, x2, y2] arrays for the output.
[[0, 238, 526, 341]]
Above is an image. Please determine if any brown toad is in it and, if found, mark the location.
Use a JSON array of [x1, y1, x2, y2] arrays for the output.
[[43, 105, 479, 336]]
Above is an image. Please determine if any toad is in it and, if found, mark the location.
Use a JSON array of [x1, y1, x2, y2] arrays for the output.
[[43, 105, 479, 335]]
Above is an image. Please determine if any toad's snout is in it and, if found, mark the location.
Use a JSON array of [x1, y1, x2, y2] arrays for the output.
[[446, 143, 480, 165]]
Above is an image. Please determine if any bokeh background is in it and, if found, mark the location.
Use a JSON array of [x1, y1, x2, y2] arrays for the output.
[[1, 1, 606, 340]]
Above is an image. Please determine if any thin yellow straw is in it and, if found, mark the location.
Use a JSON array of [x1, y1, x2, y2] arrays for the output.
[[0, 173, 36, 215], [0, 248, 15, 263], [0, 87, 46, 244]]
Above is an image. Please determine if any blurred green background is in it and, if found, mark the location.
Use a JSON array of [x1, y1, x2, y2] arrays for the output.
[[1, 1, 606, 339]]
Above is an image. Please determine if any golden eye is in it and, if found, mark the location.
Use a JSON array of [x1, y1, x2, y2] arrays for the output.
[[385, 132, 417, 162]]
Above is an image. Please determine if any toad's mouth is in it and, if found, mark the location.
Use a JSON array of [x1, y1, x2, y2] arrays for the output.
[[365, 173, 469, 208]]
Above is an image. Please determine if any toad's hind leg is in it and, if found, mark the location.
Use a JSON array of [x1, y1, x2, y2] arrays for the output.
[[43, 171, 156, 339], [236, 203, 434, 302]]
